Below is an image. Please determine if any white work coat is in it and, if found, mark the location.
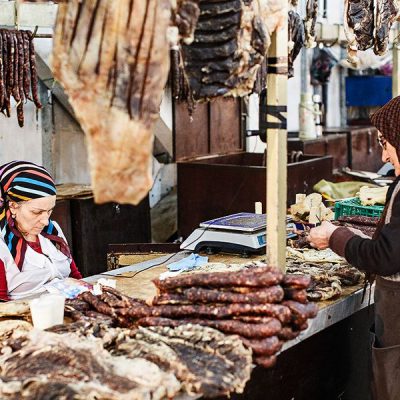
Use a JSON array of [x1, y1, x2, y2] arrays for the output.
[[0, 221, 71, 300]]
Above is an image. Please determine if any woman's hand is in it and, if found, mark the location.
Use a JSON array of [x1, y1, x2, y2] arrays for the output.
[[308, 221, 338, 250]]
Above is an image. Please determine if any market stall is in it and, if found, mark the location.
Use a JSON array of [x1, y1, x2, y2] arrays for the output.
[[0, 0, 399, 399]]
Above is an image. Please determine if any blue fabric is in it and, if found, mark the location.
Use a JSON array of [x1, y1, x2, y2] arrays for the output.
[[167, 253, 208, 272]]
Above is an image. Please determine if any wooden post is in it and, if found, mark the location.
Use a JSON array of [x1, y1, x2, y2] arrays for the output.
[[393, 24, 400, 98], [266, 15, 288, 271]]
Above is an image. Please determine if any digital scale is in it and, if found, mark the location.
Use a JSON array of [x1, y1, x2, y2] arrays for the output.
[[180, 212, 296, 256]]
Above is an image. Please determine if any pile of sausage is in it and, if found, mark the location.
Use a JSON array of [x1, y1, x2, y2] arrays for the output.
[[0, 29, 41, 127], [73, 268, 318, 369], [145, 267, 318, 368]]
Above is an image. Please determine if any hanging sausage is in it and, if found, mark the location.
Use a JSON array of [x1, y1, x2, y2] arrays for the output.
[[0, 29, 41, 127]]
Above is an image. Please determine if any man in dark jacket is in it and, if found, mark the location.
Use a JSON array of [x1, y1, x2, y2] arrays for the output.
[[308, 95, 400, 400]]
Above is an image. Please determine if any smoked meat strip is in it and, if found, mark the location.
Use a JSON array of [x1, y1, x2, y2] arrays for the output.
[[153, 267, 283, 291], [120, 302, 291, 323], [7, 31, 14, 99], [239, 336, 282, 356], [137, 316, 282, 339], [22, 31, 32, 100], [283, 300, 318, 326], [27, 31, 41, 108], [254, 355, 277, 368], [1, 31, 10, 116], [79, 291, 118, 317], [153, 285, 284, 305], [16, 32, 24, 127], [277, 326, 301, 340], [283, 288, 308, 303], [233, 315, 282, 324], [282, 274, 311, 289], [0, 33, 4, 108], [12, 34, 20, 103]]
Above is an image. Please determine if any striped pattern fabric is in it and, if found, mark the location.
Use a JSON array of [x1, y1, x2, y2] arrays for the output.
[[0, 161, 70, 270]]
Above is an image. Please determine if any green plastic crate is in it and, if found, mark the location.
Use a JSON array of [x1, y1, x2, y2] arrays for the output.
[[334, 197, 384, 219]]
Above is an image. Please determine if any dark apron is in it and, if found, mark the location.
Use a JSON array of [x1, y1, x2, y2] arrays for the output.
[[371, 276, 400, 400]]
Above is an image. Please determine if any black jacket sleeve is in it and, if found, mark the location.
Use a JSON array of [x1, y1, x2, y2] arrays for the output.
[[344, 194, 400, 276]]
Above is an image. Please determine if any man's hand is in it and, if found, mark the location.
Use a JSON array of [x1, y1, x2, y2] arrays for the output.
[[308, 221, 338, 250]]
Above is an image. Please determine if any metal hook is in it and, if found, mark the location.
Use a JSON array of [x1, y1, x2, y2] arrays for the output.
[[14, 1, 20, 31], [290, 150, 297, 164], [113, 203, 121, 215], [32, 26, 39, 39], [295, 150, 303, 163]]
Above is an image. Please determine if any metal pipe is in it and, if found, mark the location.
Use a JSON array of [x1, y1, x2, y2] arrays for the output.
[[33, 33, 53, 39]]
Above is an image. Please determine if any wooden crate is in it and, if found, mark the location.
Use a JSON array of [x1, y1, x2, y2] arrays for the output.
[[177, 153, 333, 237], [53, 197, 151, 277], [288, 126, 382, 172]]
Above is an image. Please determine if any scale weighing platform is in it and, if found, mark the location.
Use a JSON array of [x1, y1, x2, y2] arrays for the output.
[[180, 212, 296, 256]]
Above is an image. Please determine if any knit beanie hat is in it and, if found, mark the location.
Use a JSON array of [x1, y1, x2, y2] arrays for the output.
[[370, 96, 400, 156]]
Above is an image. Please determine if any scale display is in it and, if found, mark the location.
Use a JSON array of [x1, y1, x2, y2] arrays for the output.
[[181, 212, 297, 254], [200, 212, 267, 232]]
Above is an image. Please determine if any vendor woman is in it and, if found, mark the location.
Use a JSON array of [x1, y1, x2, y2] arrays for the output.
[[308, 95, 400, 400], [0, 161, 81, 301]]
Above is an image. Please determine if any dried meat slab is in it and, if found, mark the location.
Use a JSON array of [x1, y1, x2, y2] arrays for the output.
[[344, 0, 374, 64], [374, 0, 400, 55], [182, 0, 273, 99], [304, 0, 318, 48], [0, 330, 181, 400], [53, 1, 172, 205], [116, 324, 253, 398], [288, 9, 305, 78]]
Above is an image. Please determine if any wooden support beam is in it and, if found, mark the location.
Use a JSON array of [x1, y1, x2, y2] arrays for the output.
[[266, 16, 288, 271], [393, 25, 400, 98]]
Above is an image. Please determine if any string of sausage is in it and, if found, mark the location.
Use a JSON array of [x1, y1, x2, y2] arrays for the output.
[[0, 28, 41, 126], [16, 32, 24, 127], [1, 31, 10, 117], [0, 33, 4, 109], [27, 30, 41, 109], [22, 31, 32, 101], [8, 31, 14, 99]]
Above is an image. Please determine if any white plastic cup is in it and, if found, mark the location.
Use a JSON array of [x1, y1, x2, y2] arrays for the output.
[[30, 294, 65, 330]]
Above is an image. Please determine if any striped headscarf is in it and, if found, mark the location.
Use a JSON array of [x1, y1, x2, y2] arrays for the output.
[[0, 161, 70, 269]]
